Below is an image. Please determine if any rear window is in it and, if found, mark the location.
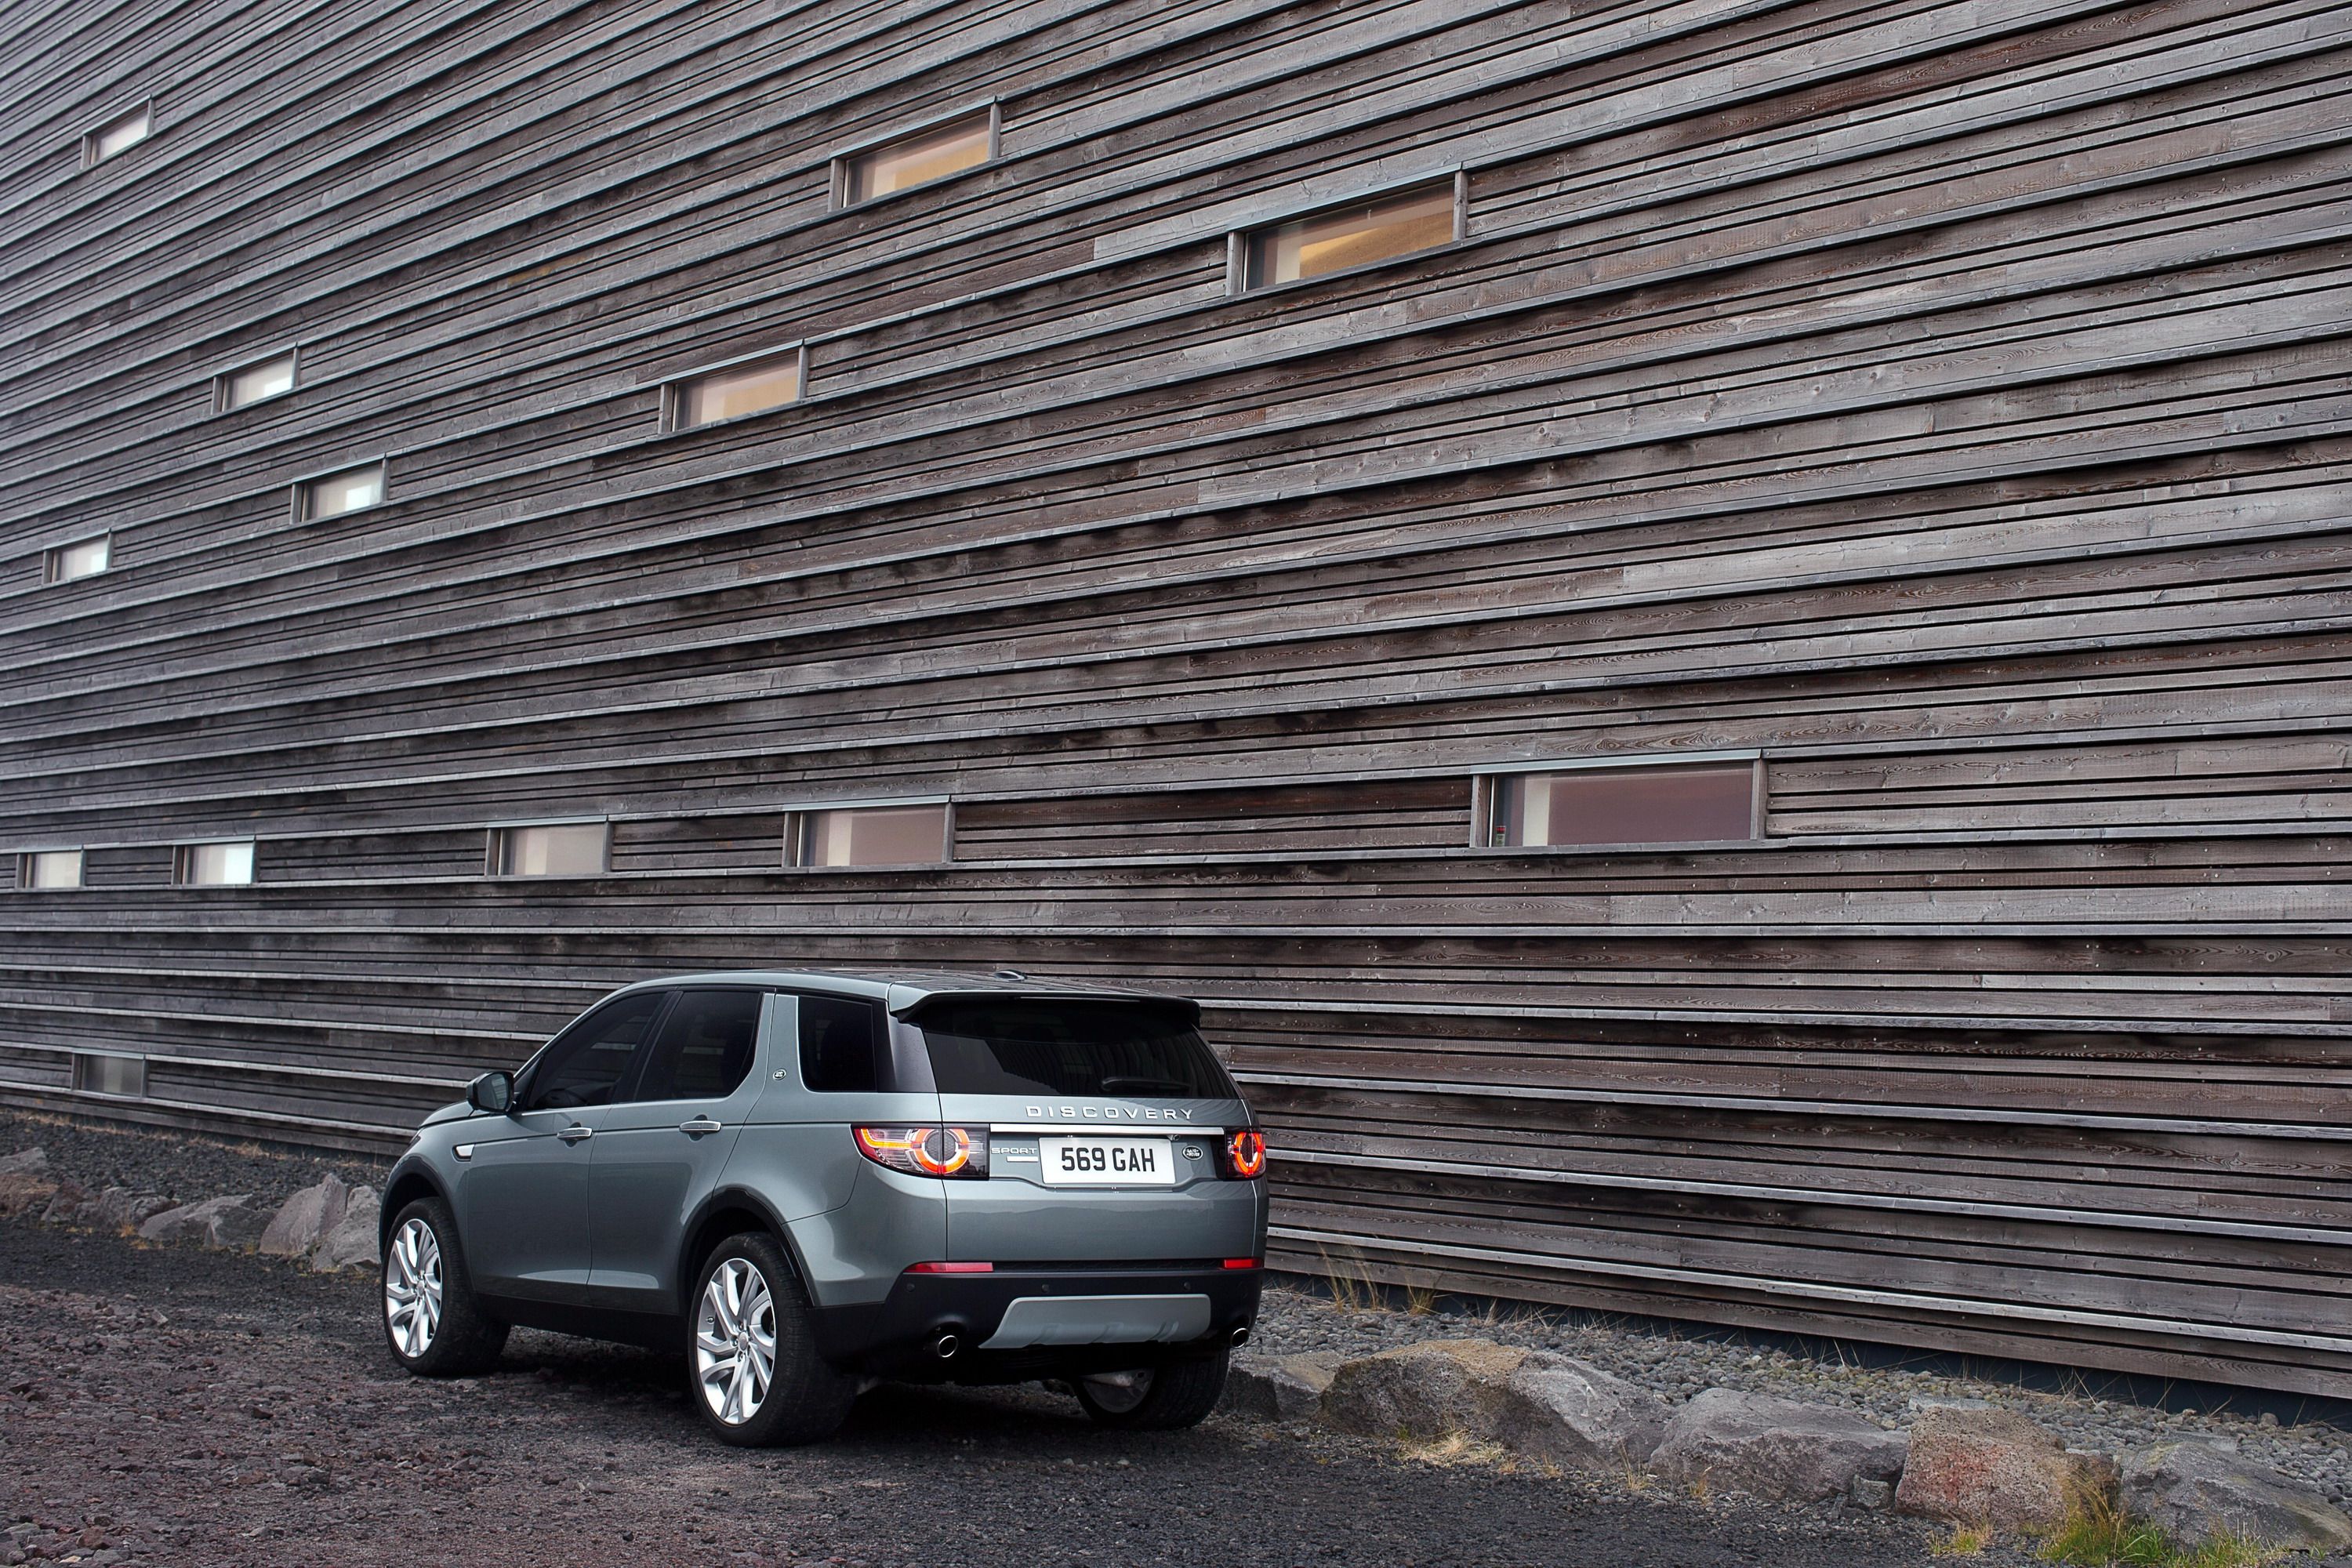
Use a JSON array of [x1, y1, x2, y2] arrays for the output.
[[911, 1000, 1234, 1099]]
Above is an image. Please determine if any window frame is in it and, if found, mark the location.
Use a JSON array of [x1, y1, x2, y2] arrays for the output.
[[782, 795, 955, 870], [290, 458, 389, 524], [829, 100, 1001, 211], [18, 848, 85, 891], [81, 101, 152, 168], [42, 533, 111, 585], [212, 347, 301, 413], [660, 342, 811, 433], [174, 839, 257, 886], [485, 818, 611, 879], [1468, 752, 1767, 853], [73, 1051, 147, 1098], [1227, 169, 1468, 296]]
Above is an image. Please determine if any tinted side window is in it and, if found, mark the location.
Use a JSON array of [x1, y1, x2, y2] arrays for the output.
[[799, 995, 885, 1092], [524, 992, 668, 1111], [635, 989, 762, 1102]]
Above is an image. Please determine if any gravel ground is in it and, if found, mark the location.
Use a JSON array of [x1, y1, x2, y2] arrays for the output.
[[0, 1110, 387, 1210], [1252, 1287, 2352, 1500], [0, 1220, 1954, 1568]]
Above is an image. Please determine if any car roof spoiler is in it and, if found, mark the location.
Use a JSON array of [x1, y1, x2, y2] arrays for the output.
[[887, 989, 1203, 1026]]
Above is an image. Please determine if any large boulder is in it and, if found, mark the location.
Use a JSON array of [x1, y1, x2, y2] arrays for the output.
[[0, 1157, 58, 1218], [1896, 1405, 2115, 1530], [1221, 1352, 1340, 1421], [1650, 1388, 1908, 1501], [310, 1188, 381, 1273], [2124, 1440, 2352, 1553], [137, 1195, 270, 1250], [48, 1186, 176, 1233], [260, 1176, 352, 1258], [1320, 1339, 1668, 1472], [0, 1147, 50, 1176]]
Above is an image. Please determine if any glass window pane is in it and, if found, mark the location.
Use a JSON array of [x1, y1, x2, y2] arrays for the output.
[[224, 354, 296, 408], [798, 995, 885, 1092], [48, 536, 109, 583], [913, 1000, 1233, 1099], [794, 804, 946, 867], [24, 850, 82, 889], [635, 989, 763, 1102], [1243, 182, 1456, 290], [495, 822, 607, 877], [182, 841, 255, 884], [842, 111, 991, 205], [1486, 764, 1755, 848], [305, 464, 383, 519], [75, 1054, 145, 1097], [89, 107, 149, 163], [678, 353, 801, 428], [524, 992, 668, 1111]]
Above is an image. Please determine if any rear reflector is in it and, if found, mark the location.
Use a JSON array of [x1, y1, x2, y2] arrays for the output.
[[906, 1261, 994, 1274], [1222, 1258, 1260, 1270]]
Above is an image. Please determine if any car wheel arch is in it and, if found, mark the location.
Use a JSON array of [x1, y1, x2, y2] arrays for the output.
[[379, 1167, 450, 1254], [678, 1186, 808, 1315]]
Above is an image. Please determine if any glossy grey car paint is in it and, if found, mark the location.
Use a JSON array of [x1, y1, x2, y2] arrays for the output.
[[380, 971, 1268, 1377]]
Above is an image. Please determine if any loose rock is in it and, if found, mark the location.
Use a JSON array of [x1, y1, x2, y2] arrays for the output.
[[1320, 1339, 1668, 1472], [0, 1169, 58, 1220], [1895, 1405, 2114, 1530], [310, 1188, 380, 1272], [1222, 1352, 1339, 1421], [137, 1194, 270, 1250], [1650, 1388, 1908, 1502], [48, 1185, 177, 1233], [0, 1146, 49, 1175], [260, 1175, 351, 1258], [2124, 1439, 2352, 1553]]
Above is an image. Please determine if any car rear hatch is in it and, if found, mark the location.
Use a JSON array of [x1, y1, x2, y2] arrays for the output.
[[891, 992, 1263, 1265]]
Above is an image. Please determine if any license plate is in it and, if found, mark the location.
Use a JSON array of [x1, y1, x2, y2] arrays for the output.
[[1039, 1137, 1177, 1187]]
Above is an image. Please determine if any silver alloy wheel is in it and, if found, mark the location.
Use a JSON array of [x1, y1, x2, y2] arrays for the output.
[[384, 1217, 444, 1359], [695, 1258, 777, 1426], [1080, 1369, 1154, 1415]]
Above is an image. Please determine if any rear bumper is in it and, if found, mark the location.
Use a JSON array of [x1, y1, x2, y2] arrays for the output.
[[809, 1262, 1265, 1381]]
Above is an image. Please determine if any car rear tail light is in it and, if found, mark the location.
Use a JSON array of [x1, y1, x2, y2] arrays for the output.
[[1221, 1128, 1267, 1179], [854, 1125, 990, 1179], [906, 1261, 994, 1274], [1222, 1258, 1260, 1270]]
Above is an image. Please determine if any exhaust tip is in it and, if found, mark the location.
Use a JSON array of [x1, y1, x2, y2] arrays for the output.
[[932, 1332, 961, 1359], [1229, 1325, 1251, 1348]]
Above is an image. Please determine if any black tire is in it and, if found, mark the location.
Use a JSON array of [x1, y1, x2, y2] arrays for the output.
[[1072, 1349, 1230, 1431], [687, 1231, 856, 1447], [382, 1196, 508, 1377]]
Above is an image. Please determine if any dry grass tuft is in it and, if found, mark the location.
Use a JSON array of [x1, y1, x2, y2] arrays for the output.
[[1399, 1431, 1511, 1469], [1933, 1526, 1994, 1557]]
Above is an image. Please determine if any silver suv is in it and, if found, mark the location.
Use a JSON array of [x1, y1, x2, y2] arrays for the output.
[[376, 971, 1269, 1445]]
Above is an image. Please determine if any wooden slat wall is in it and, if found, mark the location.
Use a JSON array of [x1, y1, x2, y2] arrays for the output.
[[5, 0, 2352, 1390]]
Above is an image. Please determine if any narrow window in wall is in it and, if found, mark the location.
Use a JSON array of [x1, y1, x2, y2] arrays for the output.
[[834, 107, 996, 207], [787, 802, 950, 868], [297, 462, 384, 521], [44, 535, 110, 583], [82, 103, 151, 166], [1238, 176, 1461, 292], [216, 350, 298, 411], [74, 1053, 146, 1097], [489, 822, 608, 877], [1477, 759, 1762, 848], [667, 347, 805, 430], [20, 849, 84, 889], [176, 840, 256, 885]]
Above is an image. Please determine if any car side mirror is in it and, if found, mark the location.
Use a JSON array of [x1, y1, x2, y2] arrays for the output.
[[466, 1071, 514, 1115]]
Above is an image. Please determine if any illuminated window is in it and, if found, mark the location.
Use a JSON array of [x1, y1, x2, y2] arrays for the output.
[[667, 347, 804, 430], [20, 850, 83, 890], [74, 1053, 145, 1097], [176, 840, 256, 885], [297, 463, 384, 521], [44, 535, 110, 583], [490, 822, 608, 877], [1239, 178, 1461, 291], [788, 803, 949, 868], [835, 107, 996, 207], [216, 350, 297, 411], [1478, 760, 1760, 848], [83, 104, 150, 167]]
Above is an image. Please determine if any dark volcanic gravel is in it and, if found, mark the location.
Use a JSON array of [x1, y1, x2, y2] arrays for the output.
[[0, 1219, 1957, 1568], [0, 1109, 389, 1210]]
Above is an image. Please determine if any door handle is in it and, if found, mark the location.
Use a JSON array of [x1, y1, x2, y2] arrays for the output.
[[558, 1124, 593, 1144], [679, 1116, 723, 1136]]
